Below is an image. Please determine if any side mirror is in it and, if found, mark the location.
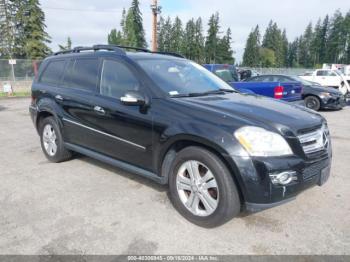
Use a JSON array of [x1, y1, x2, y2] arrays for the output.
[[120, 91, 148, 106]]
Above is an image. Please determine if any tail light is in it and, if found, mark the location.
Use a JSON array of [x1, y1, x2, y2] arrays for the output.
[[274, 86, 284, 99]]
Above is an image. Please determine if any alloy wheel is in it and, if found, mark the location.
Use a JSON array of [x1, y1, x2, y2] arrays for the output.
[[42, 124, 57, 156], [176, 160, 219, 217]]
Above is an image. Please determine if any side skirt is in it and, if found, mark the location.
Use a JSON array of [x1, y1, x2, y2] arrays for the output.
[[64, 143, 167, 185]]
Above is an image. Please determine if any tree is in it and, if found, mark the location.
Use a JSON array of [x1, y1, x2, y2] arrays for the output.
[[259, 48, 276, 67], [326, 10, 346, 63], [0, 0, 17, 58], [205, 12, 220, 63], [16, 0, 51, 59], [299, 23, 314, 67], [281, 29, 289, 67], [124, 0, 147, 48], [287, 38, 299, 67], [170, 16, 184, 54], [344, 11, 350, 64], [262, 21, 284, 67], [182, 19, 197, 60], [216, 28, 234, 64], [192, 18, 205, 63], [58, 37, 72, 51], [242, 26, 260, 67]]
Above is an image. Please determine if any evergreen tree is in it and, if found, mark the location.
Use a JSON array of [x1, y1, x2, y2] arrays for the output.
[[281, 29, 289, 67], [58, 37, 72, 51], [310, 19, 323, 66], [182, 19, 197, 60], [217, 28, 234, 64], [242, 26, 260, 67], [326, 10, 345, 63], [287, 38, 299, 67], [299, 23, 314, 67], [125, 0, 147, 48], [259, 48, 276, 67], [108, 29, 123, 45], [0, 0, 18, 58], [319, 15, 329, 63], [344, 11, 350, 64], [170, 16, 184, 54], [17, 0, 51, 59], [205, 12, 220, 63], [192, 18, 205, 63], [262, 21, 284, 67]]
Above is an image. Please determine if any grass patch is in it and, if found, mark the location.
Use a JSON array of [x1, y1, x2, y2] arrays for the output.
[[0, 91, 31, 98]]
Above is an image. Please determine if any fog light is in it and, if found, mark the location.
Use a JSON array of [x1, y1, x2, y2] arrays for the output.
[[270, 171, 297, 185]]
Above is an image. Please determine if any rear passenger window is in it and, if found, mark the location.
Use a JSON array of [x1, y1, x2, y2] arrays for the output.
[[40, 60, 66, 85], [100, 60, 140, 99], [63, 58, 99, 91]]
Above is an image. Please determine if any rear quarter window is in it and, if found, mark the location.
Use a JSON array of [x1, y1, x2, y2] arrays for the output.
[[39, 60, 66, 85]]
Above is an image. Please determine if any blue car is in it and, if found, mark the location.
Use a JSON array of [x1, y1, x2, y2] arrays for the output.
[[204, 65, 303, 104]]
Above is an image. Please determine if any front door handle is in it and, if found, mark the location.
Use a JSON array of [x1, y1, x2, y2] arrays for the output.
[[94, 106, 105, 115]]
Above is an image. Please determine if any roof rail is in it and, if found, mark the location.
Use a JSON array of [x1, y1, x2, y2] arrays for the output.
[[53, 45, 126, 56], [53, 44, 185, 59], [153, 51, 185, 58]]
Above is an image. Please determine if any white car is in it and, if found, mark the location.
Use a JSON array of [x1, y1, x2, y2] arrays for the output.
[[300, 69, 350, 95]]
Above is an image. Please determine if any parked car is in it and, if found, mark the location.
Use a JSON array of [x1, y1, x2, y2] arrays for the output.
[[204, 68, 304, 103], [253, 75, 346, 111], [234, 75, 304, 104], [290, 76, 346, 111], [29, 45, 332, 227], [300, 69, 350, 95]]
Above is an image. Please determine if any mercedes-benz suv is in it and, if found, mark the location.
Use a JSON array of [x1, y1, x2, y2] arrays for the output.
[[29, 45, 332, 228]]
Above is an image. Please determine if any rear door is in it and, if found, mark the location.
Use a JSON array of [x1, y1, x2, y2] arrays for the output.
[[58, 56, 102, 148]]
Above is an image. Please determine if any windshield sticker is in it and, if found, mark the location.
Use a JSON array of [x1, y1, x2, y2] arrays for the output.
[[169, 91, 179, 96]]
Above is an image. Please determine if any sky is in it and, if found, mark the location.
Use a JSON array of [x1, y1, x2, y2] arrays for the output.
[[40, 0, 350, 63]]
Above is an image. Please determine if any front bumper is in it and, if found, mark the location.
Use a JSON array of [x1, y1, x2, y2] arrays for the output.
[[225, 148, 332, 212], [321, 95, 347, 109]]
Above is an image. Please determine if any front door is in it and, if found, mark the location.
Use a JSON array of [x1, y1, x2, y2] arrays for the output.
[[87, 58, 154, 171]]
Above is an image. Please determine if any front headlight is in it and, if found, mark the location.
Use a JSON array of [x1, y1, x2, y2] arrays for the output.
[[234, 126, 293, 157], [320, 92, 332, 97]]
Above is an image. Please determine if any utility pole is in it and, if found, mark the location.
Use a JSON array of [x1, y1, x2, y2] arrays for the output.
[[150, 0, 161, 52]]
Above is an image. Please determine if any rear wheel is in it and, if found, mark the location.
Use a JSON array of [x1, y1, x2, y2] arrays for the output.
[[39, 117, 72, 163], [304, 96, 321, 111], [168, 146, 240, 228]]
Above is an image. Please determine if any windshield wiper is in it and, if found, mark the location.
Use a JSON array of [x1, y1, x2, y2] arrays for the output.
[[171, 89, 237, 98]]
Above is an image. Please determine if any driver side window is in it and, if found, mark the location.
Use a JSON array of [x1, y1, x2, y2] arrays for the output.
[[100, 60, 140, 99]]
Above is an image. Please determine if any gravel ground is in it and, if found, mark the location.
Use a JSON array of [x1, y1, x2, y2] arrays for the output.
[[0, 98, 349, 255]]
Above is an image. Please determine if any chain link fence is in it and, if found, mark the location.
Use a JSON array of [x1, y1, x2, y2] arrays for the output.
[[243, 67, 311, 76]]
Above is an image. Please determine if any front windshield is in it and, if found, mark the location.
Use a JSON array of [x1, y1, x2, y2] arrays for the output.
[[215, 68, 237, 82], [136, 59, 234, 96]]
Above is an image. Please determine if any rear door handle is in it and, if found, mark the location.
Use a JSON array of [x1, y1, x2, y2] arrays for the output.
[[55, 95, 64, 101], [94, 106, 105, 115]]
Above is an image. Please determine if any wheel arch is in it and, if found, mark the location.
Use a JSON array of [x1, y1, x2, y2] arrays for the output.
[[158, 135, 245, 204]]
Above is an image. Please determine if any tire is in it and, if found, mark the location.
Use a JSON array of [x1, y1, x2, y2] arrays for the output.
[[168, 146, 241, 228], [39, 116, 72, 163], [304, 96, 321, 111]]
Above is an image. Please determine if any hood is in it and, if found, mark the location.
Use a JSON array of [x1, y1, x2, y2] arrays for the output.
[[177, 93, 323, 134], [303, 85, 342, 95]]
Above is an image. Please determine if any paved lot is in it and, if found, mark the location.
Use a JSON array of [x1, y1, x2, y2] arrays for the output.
[[0, 98, 349, 255]]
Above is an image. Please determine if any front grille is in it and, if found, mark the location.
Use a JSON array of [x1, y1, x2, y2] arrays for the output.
[[303, 160, 328, 180], [298, 125, 330, 156]]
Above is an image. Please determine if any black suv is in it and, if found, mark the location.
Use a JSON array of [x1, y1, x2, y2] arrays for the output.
[[30, 45, 332, 227]]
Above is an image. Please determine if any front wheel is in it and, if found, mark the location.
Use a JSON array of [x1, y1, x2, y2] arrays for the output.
[[168, 146, 241, 228], [304, 96, 321, 111]]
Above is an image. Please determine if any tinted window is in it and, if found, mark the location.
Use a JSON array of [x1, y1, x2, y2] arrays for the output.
[[100, 60, 140, 99], [248, 76, 271, 82], [40, 60, 66, 85], [63, 58, 99, 91]]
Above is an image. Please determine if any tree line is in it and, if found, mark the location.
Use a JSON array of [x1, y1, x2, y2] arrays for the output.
[[243, 9, 350, 68], [107, 1, 235, 64]]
